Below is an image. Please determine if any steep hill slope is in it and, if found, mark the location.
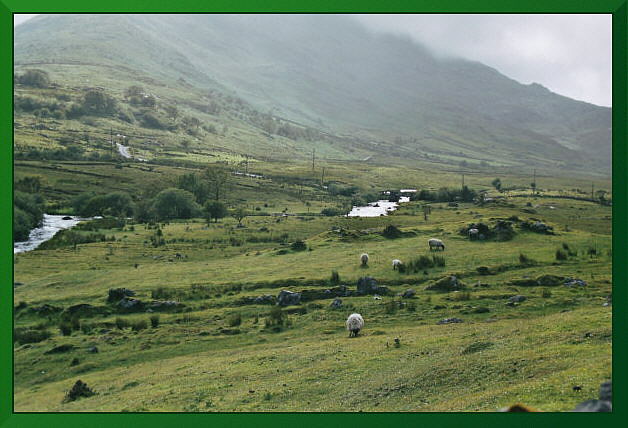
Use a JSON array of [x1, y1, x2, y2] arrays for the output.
[[14, 14, 611, 172]]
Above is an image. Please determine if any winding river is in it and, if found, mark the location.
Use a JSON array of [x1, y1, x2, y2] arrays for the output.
[[348, 196, 410, 217], [13, 214, 89, 254]]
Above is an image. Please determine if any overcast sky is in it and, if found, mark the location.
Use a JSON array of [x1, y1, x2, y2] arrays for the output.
[[14, 14, 612, 107]]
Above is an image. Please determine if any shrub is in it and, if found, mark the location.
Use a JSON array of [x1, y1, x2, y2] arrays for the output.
[[81, 323, 93, 335], [402, 255, 445, 273], [82, 89, 117, 116], [453, 291, 471, 301], [541, 289, 552, 298], [432, 255, 446, 267], [226, 312, 242, 327], [382, 225, 403, 239], [519, 253, 532, 265], [115, 317, 130, 330], [555, 249, 568, 261], [14, 328, 51, 344], [265, 306, 286, 328], [150, 315, 160, 328], [59, 322, 73, 336], [291, 240, 307, 251], [330, 270, 340, 285], [131, 319, 148, 332], [18, 69, 50, 88], [321, 207, 343, 216]]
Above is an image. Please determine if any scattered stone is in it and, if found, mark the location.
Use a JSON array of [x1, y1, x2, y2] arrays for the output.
[[70, 358, 80, 367], [433, 305, 446, 310], [44, 344, 75, 354], [62, 216, 73, 220], [512, 275, 564, 287], [254, 295, 275, 305], [117, 297, 145, 312], [509, 295, 527, 304], [402, 289, 416, 299], [146, 300, 183, 312], [87, 346, 99, 353], [63, 380, 96, 403], [521, 220, 554, 234], [330, 298, 343, 309], [425, 275, 465, 292], [277, 290, 301, 306], [437, 317, 464, 325], [573, 385, 582, 392], [564, 278, 587, 287], [473, 307, 490, 313]]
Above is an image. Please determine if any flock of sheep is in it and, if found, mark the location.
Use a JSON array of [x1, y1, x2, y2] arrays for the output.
[[347, 238, 446, 337]]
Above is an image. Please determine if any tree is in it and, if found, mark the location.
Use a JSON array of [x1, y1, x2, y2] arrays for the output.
[[491, 178, 502, 192], [151, 188, 200, 220], [15, 176, 43, 194], [177, 173, 210, 204], [204, 201, 227, 224], [18, 69, 50, 88], [231, 207, 248, 226], [82, 90, 117, 116], [125, 85, 144, 98], [204, 166, 230, 201]]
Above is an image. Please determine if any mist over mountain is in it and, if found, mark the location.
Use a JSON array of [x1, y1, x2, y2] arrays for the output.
[[14, 14, 611, 172]]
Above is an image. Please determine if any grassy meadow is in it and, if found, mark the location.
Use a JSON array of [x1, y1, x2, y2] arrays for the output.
[[13, 183, 612, 411]]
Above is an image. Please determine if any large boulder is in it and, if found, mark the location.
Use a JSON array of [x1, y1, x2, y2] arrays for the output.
[[44, 344, 75, 355], [425, 275, 465, 292], [277, 290, 301, 306], [573, 381, 611, 412], [357, 277, 389, 295], [330, 298, 343, 309], [437, 317, 464, 325], [107, 288, 136, 303], [521, 220, 554, 234], [564, 278, 588, 287], [116, 297, 145, 312], [401, 289, 416, 299], [146, 300, 183, 312], [254, 295, 276, 305], [30, 304, 63, 316]]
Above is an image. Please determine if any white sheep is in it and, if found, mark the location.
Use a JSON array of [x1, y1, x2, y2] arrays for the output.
[[360, 253, 369, 266], [392, 259, 403, 270], [346, 313, 364, 337], [428, 238, 445, 251]]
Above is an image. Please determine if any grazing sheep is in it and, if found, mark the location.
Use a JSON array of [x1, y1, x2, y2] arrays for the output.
[[428, 238, 445, 251], [468, 228, 479, 240], [360, 253, 369, 267], [346, 313, 364, 337], [392, 259, 403, 270]]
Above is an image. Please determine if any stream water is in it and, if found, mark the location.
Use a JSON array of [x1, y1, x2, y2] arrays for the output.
[[347, 196, 410, 217], [13, 214, 89, 254]]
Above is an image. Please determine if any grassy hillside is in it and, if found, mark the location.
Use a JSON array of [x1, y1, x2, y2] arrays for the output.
[[14, 14, 612, 173], [13, 195, 612, 411]]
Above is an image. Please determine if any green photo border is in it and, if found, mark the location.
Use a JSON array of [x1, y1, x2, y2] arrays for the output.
[[1, 1, 626, 427]]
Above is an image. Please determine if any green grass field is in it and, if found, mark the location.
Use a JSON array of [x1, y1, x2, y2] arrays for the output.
[[13, 190, 612, 412]]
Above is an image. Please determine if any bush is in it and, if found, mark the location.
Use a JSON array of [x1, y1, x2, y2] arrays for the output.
[[519, 253, 532, 265], [541, 289, 552, 298], [13, 328, 51, 344], [18, 69, 50, 88], [402, 255, 445, 273], [226, 312, 242, 327], [453, 291, 471, 301], [82, 89, 117, 116], [321, 207, 343, 216], [330, 270, 340, 285], [13, 191, 44, 241], [382, 225, 403, 239], [115, 317, 130, 330], [265, 306, 286, 328], [81, 323, 94, 335], [131, 319, 148, 332], [150, 315, 160, 328], [555, 249, 568, 261], [59, 322, 73, 336], [77, 192, 135, 217], [291, 240, 307, 251]]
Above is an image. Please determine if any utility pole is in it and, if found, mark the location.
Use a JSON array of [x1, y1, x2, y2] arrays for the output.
[[311, 148, 315, 171], [245, 154, 249, 175], [532, 168, 537, 195], [110, 128, 114, 157], [462, 173, 465, 189], [591, 182, 595, 202], [321, 167, 325, 187]]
